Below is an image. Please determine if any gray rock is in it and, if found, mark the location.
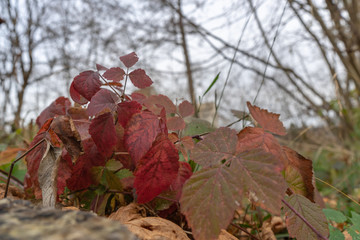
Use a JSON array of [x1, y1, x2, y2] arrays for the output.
[[0, 198, 139, 240]]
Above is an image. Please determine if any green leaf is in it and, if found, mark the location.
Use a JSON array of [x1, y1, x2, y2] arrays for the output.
[[329, 225, 345, 240], [323, 209, 347, 223], [106, 159, 123, 171], [347, 228, 360, 240], [115, 169, 133, 179], [284, 194, 329, 240], [183, 118, 215, 136], [350, 211, 360, 231], [202, 72, 220, 97]]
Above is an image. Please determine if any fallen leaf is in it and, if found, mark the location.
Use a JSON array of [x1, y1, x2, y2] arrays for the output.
[[0, 147, 26, 165], [123, 217, 189, 240], [217, 229, 238, 240], [109, 203, 146, 223]]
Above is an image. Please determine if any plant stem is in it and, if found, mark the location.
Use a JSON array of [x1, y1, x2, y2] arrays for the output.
[[5, 138, 45, 198]]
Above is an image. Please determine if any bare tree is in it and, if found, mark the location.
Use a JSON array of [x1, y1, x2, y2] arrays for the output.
[[0, 0, 131, 130]]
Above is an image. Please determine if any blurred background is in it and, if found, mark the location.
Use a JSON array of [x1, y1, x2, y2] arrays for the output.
[[1, 0, 360, 212]]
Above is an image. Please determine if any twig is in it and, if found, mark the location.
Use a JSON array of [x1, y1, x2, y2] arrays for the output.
[[282, 198, 328, 240], [0, 169, 23, 186], [230, 223, 260, 240], [5, 138, 45, 198]]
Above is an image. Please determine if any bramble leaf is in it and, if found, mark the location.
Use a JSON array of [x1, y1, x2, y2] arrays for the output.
[[237, 127, 287, 171], [89, 112, 117, 157], [183, 127, 286, 240], [171, 161, 192, 200], [181, 166, 242, 240], [130, 92, 147, 104], [247, 102, 286, 136], [179, 100, 194, 118], [129, 69, 153, 89], [167, 116, 185, 131], [73, 70, 101, 101], [70, 82, 88, 105], [284, 194, 329, 240], [124, 111, 160, 163], [36, 97, 71, 127], [87, 89, 119, 116], [103, 67, 125, 82], [323, 209, 347, 223], [134, 134, 179, 203], [283, 146, 315, 202], [183, 118, 215, 136], [117, 101, 142, 128], [96, 63, 108, 71], [191, 127, 237, 168], [120, 52, 139, 68], [66, 139, 106, 191], [144, 94, 177, 115]]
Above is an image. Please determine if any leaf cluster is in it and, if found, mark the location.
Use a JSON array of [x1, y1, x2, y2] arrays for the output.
[[22, 52, 332, 240]]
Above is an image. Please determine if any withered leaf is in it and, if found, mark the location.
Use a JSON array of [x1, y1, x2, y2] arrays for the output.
[[51, 116, 82, 161], [37, 141, 62, 207]]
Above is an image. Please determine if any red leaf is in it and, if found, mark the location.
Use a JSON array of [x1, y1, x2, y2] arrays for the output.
[[129, 69, 153, 89], [191, 127, 238, 168], [131, 92, 147, 104], [73, 70, 102, 101], [36, 97, 71, 127], [119, 52, 139, 68], [114, 124, 134, 170], [87, 89, 119, 116], [134, 134, 179, 203], [103, 67, 125, 82], [70, 82, 88, 105], [96, 63, 108, 71], [66, 155, 94, 191], [282, 146, 315, 203], [66, 139, 106, 191], [24, 133, 48, 199], [175, 136, 194, 162], [117, 101, 142, 128], [167, 117, 186, 131], [144, 94, 177, 115], [171, 161, 192, 200], [124, 111, 160, 163], [179, 100, 194, 118], [284, 194, 329, 239], [82, 138, 106, 166], [89, 112, 117, 157], [182, 145, 287, 240], [57, 150, 73, 195], [237, 127, 287, 171], [247, 102, 286, 136]]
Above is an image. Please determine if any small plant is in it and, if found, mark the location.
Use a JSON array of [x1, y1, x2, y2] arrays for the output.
[[10, 52, 331, 239]]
